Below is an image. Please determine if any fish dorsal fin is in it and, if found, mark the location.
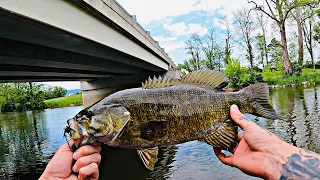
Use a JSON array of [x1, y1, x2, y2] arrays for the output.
[[137, 147, 159, 170], [142, 70, 229, 89], [200, 120, 238, 150]]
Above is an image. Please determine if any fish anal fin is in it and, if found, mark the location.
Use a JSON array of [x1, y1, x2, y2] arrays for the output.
[[137, 147, 158, 170], [200, 120, 238, 150], [141, 70, 229, 89]]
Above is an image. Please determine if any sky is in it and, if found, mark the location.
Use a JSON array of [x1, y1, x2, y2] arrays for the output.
[[46, 0, 264, 90]]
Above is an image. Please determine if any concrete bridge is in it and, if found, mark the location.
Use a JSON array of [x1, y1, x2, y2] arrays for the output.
[[0, 0, 179, 106]]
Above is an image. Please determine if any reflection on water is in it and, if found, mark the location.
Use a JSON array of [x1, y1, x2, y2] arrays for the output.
[[0, 85, 320, 179], [269, 85, 320, 153], [0, 107, 83, 179]]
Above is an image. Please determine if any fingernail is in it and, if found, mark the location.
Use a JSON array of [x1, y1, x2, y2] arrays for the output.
[[72, 165, 77, 172], [231, 104, 238, 110], [73, 152, 80, 160]]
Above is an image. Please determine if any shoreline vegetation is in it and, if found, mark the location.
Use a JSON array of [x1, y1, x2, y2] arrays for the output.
[[266, 68, 320, 88], [177, 1, 320, 91], [0, 83, 68, 113], [44, 93, 83, 109]]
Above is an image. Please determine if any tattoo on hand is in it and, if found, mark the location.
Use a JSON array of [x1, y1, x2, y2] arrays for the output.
[[280, 149, 320, 180], [239, 115, 250, 121]]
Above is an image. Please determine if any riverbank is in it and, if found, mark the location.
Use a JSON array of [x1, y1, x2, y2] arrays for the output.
[[263, 68, 320, 86], [44, 94, 82, 108]]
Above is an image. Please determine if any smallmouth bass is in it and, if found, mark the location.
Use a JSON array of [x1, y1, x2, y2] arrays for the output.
[[64, 70, 277, 170]]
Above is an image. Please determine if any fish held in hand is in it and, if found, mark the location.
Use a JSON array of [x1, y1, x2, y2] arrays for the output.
[[64, 70, 277, 170]]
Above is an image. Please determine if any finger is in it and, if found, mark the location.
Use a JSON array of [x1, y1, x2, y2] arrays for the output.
[[73, 145, 102, 160], [78, 163, 99, 180], [213, 149, 234, 167], [229, 145, 238, 154], [72, 153, 101, 173], [92, 141, 101, 146], [238, 133, 244, 141], [229, 134, 243, 154], [57, 139, 74, 153], [230, 105, 256, 131]]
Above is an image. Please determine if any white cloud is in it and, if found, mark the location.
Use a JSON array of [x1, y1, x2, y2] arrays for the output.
[[153, 36, 178, 42], [160, 41, 186, 51], [164, 22, 208, 36], [213, 19, 226, 30], [116, 0, 254, 25]]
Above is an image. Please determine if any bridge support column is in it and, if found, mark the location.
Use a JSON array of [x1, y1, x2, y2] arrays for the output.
[[80, 68, 181, 107]]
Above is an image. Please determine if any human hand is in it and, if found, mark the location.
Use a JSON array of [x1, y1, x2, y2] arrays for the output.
[[214, 105, 300, 179], [39, 140, 101, 180]]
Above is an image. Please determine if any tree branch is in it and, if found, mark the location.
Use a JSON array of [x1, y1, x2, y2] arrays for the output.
[[265, 0, 278, 21], [283, 5, 298, 22], [284, 1, 317, 22], [248, 0, 280, 23]]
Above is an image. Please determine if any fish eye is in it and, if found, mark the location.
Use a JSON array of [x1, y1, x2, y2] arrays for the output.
[[86, 111, 94, 118]]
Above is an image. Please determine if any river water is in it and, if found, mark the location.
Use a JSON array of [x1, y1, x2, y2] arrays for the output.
[[0, 85, 319, 180]]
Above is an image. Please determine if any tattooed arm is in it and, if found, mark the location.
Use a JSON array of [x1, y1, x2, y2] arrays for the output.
[[214, 105, 320, 180], [280, 149, 320, 179]]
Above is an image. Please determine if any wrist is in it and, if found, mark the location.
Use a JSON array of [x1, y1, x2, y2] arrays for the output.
[[263, 139, 300, 179]]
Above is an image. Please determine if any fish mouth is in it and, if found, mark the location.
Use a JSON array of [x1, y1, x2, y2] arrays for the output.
[[65, 118, 88, 148]]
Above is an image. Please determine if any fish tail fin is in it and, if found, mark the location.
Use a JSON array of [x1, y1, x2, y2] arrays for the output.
[[241, 83, 278, 120], [200, 120, 238, 150]]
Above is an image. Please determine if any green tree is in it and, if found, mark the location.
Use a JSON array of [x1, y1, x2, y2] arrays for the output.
[[249, 0, 318, 75], [186, 34, 202, 71], [256, 11, 269, 65], [219, 15, 232, 64], [233, 8, 257, 69], [224, 59, 262, 89], [201, 29, 221, 70], [314, 22, 320, 42], [313, 7, 320, 44], [268, 38, 284, 69], [255, 35, 268, 67], [178, 58, 201, 74], [0, 83, 66, 112]]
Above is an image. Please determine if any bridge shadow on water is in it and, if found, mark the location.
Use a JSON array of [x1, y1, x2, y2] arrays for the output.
[[99, 145, 178, 180]]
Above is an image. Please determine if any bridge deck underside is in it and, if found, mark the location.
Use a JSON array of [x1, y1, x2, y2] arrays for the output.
[[0, 9, 166, 83]]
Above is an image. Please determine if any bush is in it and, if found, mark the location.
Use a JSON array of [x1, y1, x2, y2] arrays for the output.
[[303, 61, 313, 68], [262, 68, 320, 85], [224, 59, 262, 89], [291, 61, 302, 75]]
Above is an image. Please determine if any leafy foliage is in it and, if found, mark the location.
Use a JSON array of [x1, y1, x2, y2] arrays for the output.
[[224, 59, 262, 89], [262, 68, 320, 85], [314, 22, 320, 43], [44, 86, 67, 100], [0, 83, 67, 112], [267, 38, 283, 69], [255, 35, 268, 67]]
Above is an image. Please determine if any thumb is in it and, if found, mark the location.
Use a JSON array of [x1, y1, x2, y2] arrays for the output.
[[230, 105, 255, 131], [57, 140, 74, 153]]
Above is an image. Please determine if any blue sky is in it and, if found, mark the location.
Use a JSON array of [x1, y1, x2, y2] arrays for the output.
[[45, 0, 258, 89]]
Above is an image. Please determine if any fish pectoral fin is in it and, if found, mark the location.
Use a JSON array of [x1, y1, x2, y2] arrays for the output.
[[200, 120, 238, 150], [137, 147, 159, 170]]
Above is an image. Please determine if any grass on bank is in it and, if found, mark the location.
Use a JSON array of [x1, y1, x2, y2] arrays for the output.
[[262, 68, 320, 85], [44, 93, 82, 108]]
